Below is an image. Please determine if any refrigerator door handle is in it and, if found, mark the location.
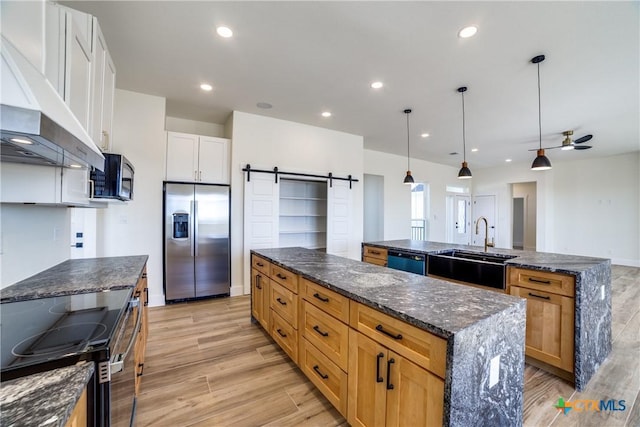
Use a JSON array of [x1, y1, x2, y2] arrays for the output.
[[193, 200, 199, 257], [190, 200, 196, 257]]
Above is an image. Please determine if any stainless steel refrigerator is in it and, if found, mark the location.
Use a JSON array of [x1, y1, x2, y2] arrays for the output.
[[163, 182, 230, 302]]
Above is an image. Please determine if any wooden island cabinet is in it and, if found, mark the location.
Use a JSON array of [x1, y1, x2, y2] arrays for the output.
[[250, 249, 526, 426]]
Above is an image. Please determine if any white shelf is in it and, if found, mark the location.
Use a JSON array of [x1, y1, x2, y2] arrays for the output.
[[280, 230, 327, 234], [279, 178, 328, 250], [280, 196, 326, 201]]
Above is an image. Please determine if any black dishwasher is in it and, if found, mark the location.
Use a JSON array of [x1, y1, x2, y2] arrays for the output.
[[386, 250, 426, 275]]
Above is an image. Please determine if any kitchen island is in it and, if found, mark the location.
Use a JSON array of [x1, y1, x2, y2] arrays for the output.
[[251, 247, 526, 426], [364, 239, 611, 391]]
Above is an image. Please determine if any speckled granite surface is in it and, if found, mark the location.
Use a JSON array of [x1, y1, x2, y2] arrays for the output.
[[252, 247, 526, 426], [364, 239, 612, 391], [0, 362, 94, 427], [0, 255, 148, 303]]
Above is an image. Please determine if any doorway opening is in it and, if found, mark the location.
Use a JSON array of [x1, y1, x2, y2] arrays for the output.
[[363, 174, 384, 241], [411, 183, 429, 240], [511, 182, 537, 251]]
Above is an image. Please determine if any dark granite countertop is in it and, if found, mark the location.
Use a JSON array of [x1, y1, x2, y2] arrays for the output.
[[0, 255, 149, 303], [0, 362, 94, 427], [252, 247, 523, 339], [364, 239, 609, 275]]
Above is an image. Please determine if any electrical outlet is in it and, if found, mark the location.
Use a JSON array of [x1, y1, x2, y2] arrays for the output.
[[489, 355, 500, 388], [601, 285, 605, 300]]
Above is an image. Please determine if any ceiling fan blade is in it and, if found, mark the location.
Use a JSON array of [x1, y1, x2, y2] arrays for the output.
[[528, 145, 563, 151], [573, 145, 592, 150], [574, 134, 593, 144]]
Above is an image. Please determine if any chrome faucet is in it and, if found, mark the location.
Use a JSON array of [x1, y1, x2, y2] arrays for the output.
[[475, 216, 495, 252]]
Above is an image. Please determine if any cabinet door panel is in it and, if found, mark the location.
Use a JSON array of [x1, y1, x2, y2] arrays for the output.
[[386, 351, 444, 427], [198, 136, 229, 184], [510, 286, 574, 372], [348, 330, 387, 427], [166, 132, 199, 181], [65, 12, 92, 131]]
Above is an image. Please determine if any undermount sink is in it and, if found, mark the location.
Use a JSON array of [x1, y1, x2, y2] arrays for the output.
[[426, 250, 518, 290], [436, 250, 518, 265]]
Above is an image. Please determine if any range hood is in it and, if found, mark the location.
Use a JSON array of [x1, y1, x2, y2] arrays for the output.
[[0, 36, 104, 171]]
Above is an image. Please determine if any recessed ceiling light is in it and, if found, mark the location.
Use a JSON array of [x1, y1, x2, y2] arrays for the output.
[[200, 83, 213, 91], [471, 148, 478, 152], [257, 102, 273, 109], [458, 26, 478, 38], [421, 133, 430, 138], [10, 137, 33, 145], [505, 158, 512, 162], [322, 111, 332, 118], [371, 81, 383, 89], [216, 26, 233, 38]]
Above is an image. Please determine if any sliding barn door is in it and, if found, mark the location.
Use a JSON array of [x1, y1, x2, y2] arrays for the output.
[[327, 180, 352, 258]]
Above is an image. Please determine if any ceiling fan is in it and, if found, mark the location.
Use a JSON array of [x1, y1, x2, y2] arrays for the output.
[[529, 130, 594, 151]]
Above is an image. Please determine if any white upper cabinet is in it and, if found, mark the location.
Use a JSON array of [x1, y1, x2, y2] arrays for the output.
[[166, 132, 230, 184], [89, 18, 116, 152], [64, 8, 93, 133]]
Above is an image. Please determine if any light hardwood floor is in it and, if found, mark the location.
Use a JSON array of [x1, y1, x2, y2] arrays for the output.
[[136, 265, 639, 426]]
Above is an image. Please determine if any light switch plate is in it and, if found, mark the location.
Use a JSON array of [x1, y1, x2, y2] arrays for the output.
[[601, 285, 605, 300], [489, 355, 500, 388]]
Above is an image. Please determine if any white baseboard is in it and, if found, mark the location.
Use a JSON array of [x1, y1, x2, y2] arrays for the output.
[[230, 284, 245, 297], [612, 258, 640, 268], [148, 293, 166, 307]]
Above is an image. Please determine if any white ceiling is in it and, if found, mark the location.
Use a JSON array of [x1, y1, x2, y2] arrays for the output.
[[64, 1, 639, 170]]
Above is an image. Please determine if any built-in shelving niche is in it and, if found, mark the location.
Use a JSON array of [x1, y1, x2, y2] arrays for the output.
[[279, 178, 327, 251]]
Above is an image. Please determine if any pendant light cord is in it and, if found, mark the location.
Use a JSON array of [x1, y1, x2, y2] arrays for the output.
[[406, 110, 411, 170], [537, 62, 542, 149], [461, 91, 466, 162]]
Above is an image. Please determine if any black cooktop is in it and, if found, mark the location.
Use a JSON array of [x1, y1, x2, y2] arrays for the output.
[[1, 289, 132, 381]]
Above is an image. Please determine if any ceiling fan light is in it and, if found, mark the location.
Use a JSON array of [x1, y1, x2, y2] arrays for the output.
[[561, 144, 574, 151], [531, 149, 552, 170], [403, 170, 415, 184], [458, 161, 472, 179]]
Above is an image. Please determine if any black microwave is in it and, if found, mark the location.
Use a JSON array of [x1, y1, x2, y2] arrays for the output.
[[90, 153, 134, 201]]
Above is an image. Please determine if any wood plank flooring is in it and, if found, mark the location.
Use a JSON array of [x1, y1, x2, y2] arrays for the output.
[[136, 265, 639, 426]]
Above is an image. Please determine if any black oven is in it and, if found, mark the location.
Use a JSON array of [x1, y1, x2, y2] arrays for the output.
[[1, 289, 140, 426], [91, 153, 135, 201]]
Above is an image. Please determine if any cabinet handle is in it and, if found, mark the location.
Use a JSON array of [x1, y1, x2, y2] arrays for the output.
[[376, 324, 403, 340], [528, 292, 551, 300], [313, 325, 329, 337], [376, 352, 384, 383], [369, 250, 381, 255], [256, 262, 264, 267], [256, 275, 263, 290], [528, 277, 551, 285], [144, 288, 148, 306], [194, 170, 198, 180], [276, 273, 287, 280], [137, 363, 144, 377], [276, 297, 287, 306], [313, 365, 329, 380], [134, 290, 141, 298], [276, 328, 287, 338], [199, 171, 202, 181], [142, 272, 148, 279], [386, 358, 395, 390], [313, 293, 329, 303]]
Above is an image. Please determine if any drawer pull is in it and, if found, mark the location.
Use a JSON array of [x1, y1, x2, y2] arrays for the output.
[[376, 352, 384, 383], [386, 358, 395, 390], [144, 288, 149, 306], [528, 277, 551, 285], [255, 275, 262, 290], [528, 292, 551, 300], [369, 250, 381, 255], [276, 328, 287, 338], [276, 273, 287, 280], [257, 262, 264, 267], [313, 365, 329, 380], [376, 324, 403, 340], [313, 325, 329, 337], [313, 292, 330, 303], [276, 297, 287, 306], [137, 363, 144, 377]]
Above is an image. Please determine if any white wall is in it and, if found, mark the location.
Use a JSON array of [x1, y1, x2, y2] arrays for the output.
[[363, 149, 460, 242], [473, 152, 640, 266], [165, 116, 225, 137], [96, 89, 167, 305], [230, 111, 364, 296], [0, 205, 70, 287]]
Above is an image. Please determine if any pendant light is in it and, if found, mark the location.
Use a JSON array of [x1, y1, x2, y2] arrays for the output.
[[457, 86, 472, 179], [403, 108, 415, 184], [530, 54, 552, 171]]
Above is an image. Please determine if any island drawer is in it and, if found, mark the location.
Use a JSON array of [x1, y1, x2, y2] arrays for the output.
[[301, 278, 350, 323], [271, 264, 299, 293], [251, 254, 271, 276], [301, 301, 349, 371], [300, 338, 348, 416], [362, 245, 388, 261], [270, 310, 298, 364], [270, 281, 298, 328], [350, 302, 447, 379], [508, 267, 575, 297]]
